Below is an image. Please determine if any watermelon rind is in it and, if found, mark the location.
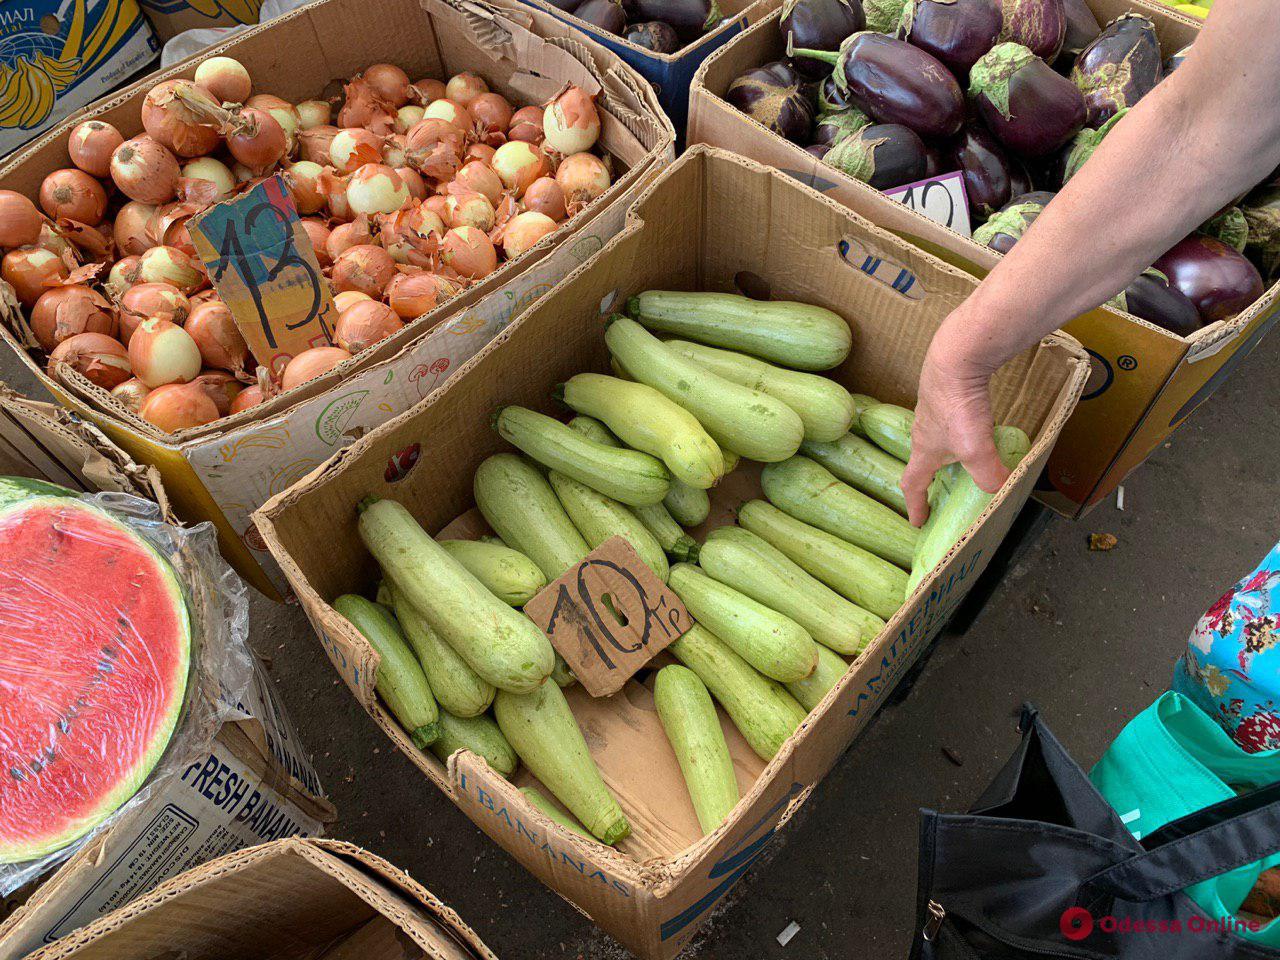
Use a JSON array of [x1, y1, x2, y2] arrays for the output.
[[0, 494, 193, 865]]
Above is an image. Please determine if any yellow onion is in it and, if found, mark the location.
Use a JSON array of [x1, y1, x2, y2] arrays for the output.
[[139, 245, 203, 293], [110, 377, 151, 413], [544, 86, 601, 155], [404, 118, 465, 179], [326, 219, 372, 261], [395, 105, 425, 133], [139, 382, 220, 431], [300, 218, 331, 265], [114, 200, 157, 256], [335, 299, 404, 353], [501, 211, 558, 259], [466, 143, 497, 166], [2, 246, 68, 307], [246, 94, 300, 151], [330, 127, 383, 174], [147, 203, 200, 257], [284, 160, 328, 214], [331, 243, 396, 296], [295, 99, 331, 130], [347, 164, 409, 216], [39, 168, 107, 225], [441, 226, 497, 279], [333, 290, 372, 312], [556, 152, 611, 210], [181, 156, 236, 201], [229, 383, 264, 414], [31, 285, 116, 352], [142, 80, 223, 158], [281, 346, 351, 390], [191, 369, 244, 415], [424, 98, 472, 129], [411, 78, 446, 103], [397, 166, 428, 200], [445, 72, 488, 106], [49, 333, 132, 390], [386, 271, 460, 318], [128, 317, 202, 387], [379, 206, 443, 266], [492, 140, 548, 197], [445, 189, 496, 232], [119, 281, 189, 344], [0, 191, 42, 249], [67, 121, 124, 178], [194, 56, 251, 104], [523, 177, 567, 221], [105, 256, 142, 299], [298, 125, 339, 164], [381, 133, 409, 169], [365, 64, 412, 108], [470, 92, 513, 135], [508, 106, 544, 144], [111, 136, 181, 204], [456, 160, 503, 204], [185, 300, 250, 373], [226, 107, 287, 174]]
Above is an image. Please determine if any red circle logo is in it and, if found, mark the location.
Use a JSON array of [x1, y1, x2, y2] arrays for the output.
[[1060, 907, 1094, 941]]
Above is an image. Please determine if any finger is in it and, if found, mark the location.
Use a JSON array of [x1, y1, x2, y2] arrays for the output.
[[901, 452, 943, 527], [957, 430, 1010, 494]]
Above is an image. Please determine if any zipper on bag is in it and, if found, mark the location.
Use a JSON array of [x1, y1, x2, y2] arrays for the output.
[[924, 901, 946, 941]]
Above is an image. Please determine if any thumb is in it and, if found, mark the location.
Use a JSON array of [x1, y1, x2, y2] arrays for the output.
[[958, 429, 1010, 494]]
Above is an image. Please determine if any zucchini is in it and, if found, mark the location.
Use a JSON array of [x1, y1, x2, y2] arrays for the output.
[[669, 625, 807, 761], [439, 538, 547, 606], [359, 498, 555, 693], [849, 393, 877, 438], [654, 665, 739, 834], [627, 291, 852, 371], [905, 426, 1031, 596], [664, 480, 710, 527], [559, 373, 724, 489], [665, 339, 856, 443], [334, 595, 441, 748], [552, 654, 577, 688], [474, 453, 589, 581], [737, 500, 907, 620], [520, 787, 591, 839], [494, 683, 631, 845], [430, 709, 517, 776], [494, 405, 670, 507], [374, 579, 394, 607], [567, 414, 621, 447], [605, 317, 804, 462], [388, 582, 495, 718], [669, 562, 818, 683], [800, 433, 908, 516], [699, 526, 883, 655], [548, 470, 669, 581], [861, 403, 914, 462], [761, 456, 918, 569], [785, 644, 850, 712]]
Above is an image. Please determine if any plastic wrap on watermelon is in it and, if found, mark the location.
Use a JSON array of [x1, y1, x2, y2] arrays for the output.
[[0, 479, 252, 893]]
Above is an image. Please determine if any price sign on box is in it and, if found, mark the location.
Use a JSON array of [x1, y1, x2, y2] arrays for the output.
[[524, 536, 692, 698], [884, 170, 972, 237], [189, 175, 337, 378]]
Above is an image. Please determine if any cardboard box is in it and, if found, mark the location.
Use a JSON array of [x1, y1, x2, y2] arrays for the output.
[[511, 0, 775, 135], [0, 0, 159, 157], [137, 0, 264, 42], [687, 1, 1278, 518], [254, 147, 1089, 959], [0, 0, 675, 600], [22, 838, 497, 960]]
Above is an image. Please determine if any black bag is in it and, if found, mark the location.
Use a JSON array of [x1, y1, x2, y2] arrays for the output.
[[910, 705, 1280, 959]]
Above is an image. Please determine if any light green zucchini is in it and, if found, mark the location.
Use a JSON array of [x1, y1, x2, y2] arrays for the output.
[[430, 709, 517, 776], [494, 684, 631, 845], [699, 526, 883, 655], [374, 579, 394, 607], [785, 644, 851, 712], [552, 655, 577, 688], [605, 316, 804, 462], [334, 594, 440, 748], [439, 538, 547, 606], [800, 433, 908, 516], [474, 453, 589, 581], [548, 470, 669, 581], [358, 498, 555, 693], [669, 625, 808, 761], [388, 582, 495, 718], [664, 480, 710, 527], [627, 291, 852, 371], [494, 405, 670, 506], [520, 787, 592, 838], [665, 339, 856, 443], [737, 499, 907, 620], [654, 665, 740, 834], [559, 373, 724, 489], [761, 456, 918, 569], [669, 562, 818, 682], [849, 393, 877, 438], [861, 403, 914, 461]]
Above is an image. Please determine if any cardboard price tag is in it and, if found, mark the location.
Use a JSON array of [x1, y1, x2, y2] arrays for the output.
[[884, 170, 972, 237], [188, 175, 337, 378], [524, 536, 691, 698]]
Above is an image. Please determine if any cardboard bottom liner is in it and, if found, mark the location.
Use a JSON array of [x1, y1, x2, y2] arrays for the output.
[[256, 147, 1090, 960]]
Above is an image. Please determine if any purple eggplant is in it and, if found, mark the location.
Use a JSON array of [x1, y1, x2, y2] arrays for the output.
[[1243, 187, 1280, 282], [794, 32, 964, 139], [823, 123, 928, 189], [574, 0, 627, 33], [1112, 270, 1202, 336], [947, 125, 1013, 218], [1008, 158, 1033, 196], [973, 191, 1053, 252], [819, 74, 853, 113], [1163, 43, 1192, 75], [923, 143, 944, 178], [546, 0, 585, 10], [629, 0, 718, 40], [998, 0, 1066, 61], [727, 61, 815, 143], [781, 0, 865, 79], [1071, 14, 1161, 127], [1153, 234, 1266, 324], [625, 20, 683, 51], [812, 107, 871, 147], [805, 143, 830, 159], [862, 0, 905, 33], [900, 0, 1001, 80], [970, 42, 1085, 157], [1059, 107, 1125, 183], [1055, 0, 1101, 66]]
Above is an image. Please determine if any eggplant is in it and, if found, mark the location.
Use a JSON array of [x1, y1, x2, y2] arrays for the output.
[[1058, 107, 1125, 183], [947, 126, 1013, 219], [574, 0, 627, 33], [812, 107, 871, 148], [1243, 187, 1280, 282], [922, 143, 944, 179], [819, 74, 853, 113], [1152, 234, 1266, 324], [795, 32, 964, 140], [998, 0, 1066, 61], [1009, 189, 1056, 206], [545, 0, 584, 10], [1055, 0, 1101, 67], [727, 61, 816, 143], [625, 20, 683, 51], [1111, 270, 1202, 336], [782, 0, 865, 79], [969, 42, 1085, 157], [861, 0, 905, 33], [1008, 158, 1033, 197], [900, 0, 1001, 80], [1163, 43, 1192, 75], [1199, 207, 1249, 254], [629, 0, 718, 40], [1071, 14, 1161, 127], [823, 123, 928, 189], [972, 192, 1053, 253]]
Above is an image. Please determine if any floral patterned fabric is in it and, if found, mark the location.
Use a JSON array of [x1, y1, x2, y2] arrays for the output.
[[1174, 546, 1280, 754]]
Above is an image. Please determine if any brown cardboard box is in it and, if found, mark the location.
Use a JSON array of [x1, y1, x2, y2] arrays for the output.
[[0, 0, 675, 599], [253, 147, 1089, 959], [21, 838, 496, 960], [686, 1, 1275, 519]]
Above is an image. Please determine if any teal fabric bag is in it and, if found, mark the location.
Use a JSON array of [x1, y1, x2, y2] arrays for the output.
[[1091, 691, 1280, 943]]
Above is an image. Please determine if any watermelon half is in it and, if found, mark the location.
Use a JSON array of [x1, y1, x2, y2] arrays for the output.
[[0, 482, 192, 864]]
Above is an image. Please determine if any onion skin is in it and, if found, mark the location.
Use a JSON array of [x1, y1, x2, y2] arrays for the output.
[[111, 136, 181, 205], [0, 191, 43, 249], [386, 272, 461, 319], [128, 317, 202, 387], [441, 226, 498, 279], [31, 286, 117, 352], [335, 299, 404, 353], [1153, 235, 1266, 324], [194, 57, 252, 104], [185, 300, 250, 372], [947, 125, 1013, 218], [281, 346, 352, 390], [1070, 14, 1161, 128], [139, 382, 221, 432], [49, 333, 133, 390], [366, 63, 412, 107], [555, 153, 611, 209], [139, 245, 204, 294], [118, 282, 190, 344], [300, 219, 332, 266], [502, 211, 558, 258], [508, 106, 544, 144], [970, 43, 1085, 157], [523, 177, 568, 221], [574, 0, 626, 34], [142, 80, 223, 158], [543, 88, 601, 156], [727, 61, 814, 144], [625, 21, 681, 52], [2, 246, 69, 307], [111, 378, 151, 413], [998, 0, 1066, 61], [1113, 272, 1202, 336], [491, 140, 549, 197], [332, 244, 396, 297], [823, 123, 928, 190], [227, 107, 288, 174], [68, 121, 124, 179], [229, 384, 264, 414], [191, 369, 244, 415], [900, 0, 1001, 80], [782, 0, 865, 79]]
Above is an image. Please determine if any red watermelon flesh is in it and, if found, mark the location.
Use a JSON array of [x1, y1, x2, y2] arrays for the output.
[[0, 496, 191, 864]]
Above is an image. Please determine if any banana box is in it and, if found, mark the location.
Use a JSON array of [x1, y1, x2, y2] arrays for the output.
[[136, 0, 262, 42], [0, 0, 158, 156]]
